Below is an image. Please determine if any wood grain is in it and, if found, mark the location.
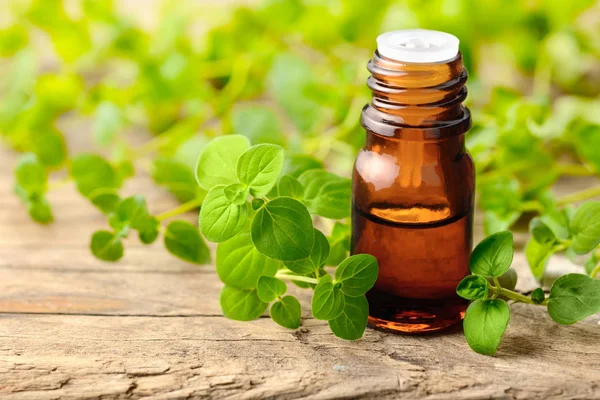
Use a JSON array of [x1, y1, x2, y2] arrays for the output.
[[1, 146, 599, 399]]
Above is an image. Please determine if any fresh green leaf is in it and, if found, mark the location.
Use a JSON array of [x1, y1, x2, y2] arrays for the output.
[[257, 276, 287, 303], [89, 189, 120, 214], [496, 268, 518, 292], [571, 125, 600, 172], [334, 254, 378, 297], [270, 295, 301, 329], [470, 231, 514, 277], [224, 183, 248, 205], [531, 288, 545, 304], [326, 222, 351, 266], [138, 218, 159, 244], [33, 130, 67, 167], [328, 294, 369, 341], [312, 274, 345, 320], [569, 201, 600, 254], [15, 153, 46, 195], [195, 135, 250, 191], [90, 230, 124, 262], [585, 252, 599, 275], [283, 154, 323, 178], [216, 232, 279, 289], [70, 154, 119, 197], [231, 104, 284, 146], [220, 286, 268, 321], [200, 185, 249, 242], [236, 144, 284, 197], [284, 228, 330, 274], [277, 174, 304, 199], [251, 198, 265, 210], [28, 197, 53, 224], [457, 275, 489, 300], [463, 299, 511, 356], [548, 273, 600, 325], [251, 197, 314, 261], [152, 158, 202, 203], [164, 220, 211, 264], [525, 238, 555, 279], [298, 169, 351, 219], [93, 101, 122, 145], [530, 217, 556, 245]]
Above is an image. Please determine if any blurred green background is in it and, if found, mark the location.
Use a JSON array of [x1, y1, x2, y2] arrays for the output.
[[1, 0, 600, 234]]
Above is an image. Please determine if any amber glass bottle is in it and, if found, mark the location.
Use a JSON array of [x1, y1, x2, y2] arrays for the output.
[[352, 30, 475, 333]]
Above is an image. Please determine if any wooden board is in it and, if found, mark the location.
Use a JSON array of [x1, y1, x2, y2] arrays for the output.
[[1, 146, 599, 400]]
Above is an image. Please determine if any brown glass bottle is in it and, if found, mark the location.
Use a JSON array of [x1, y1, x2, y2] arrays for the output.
[[352, 46, 475, 333]]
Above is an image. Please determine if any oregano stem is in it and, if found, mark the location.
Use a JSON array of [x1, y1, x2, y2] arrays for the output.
[[555, 163, 595, 177], [48, 176, 72, 191], [155, 198, 204, 222], [275, 271, 319, 285], [590, 263, 600, 279], [488, 284, 546, 305], [556, 186, 600, 206]]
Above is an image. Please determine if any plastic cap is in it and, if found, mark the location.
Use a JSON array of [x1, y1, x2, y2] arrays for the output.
[[376, 29, 459, 63]]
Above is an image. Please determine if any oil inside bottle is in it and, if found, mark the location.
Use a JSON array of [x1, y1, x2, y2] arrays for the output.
[[352, 205, 472, 333]]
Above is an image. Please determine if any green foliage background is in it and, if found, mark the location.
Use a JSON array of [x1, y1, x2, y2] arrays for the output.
[[2, 0, 600, 353], [2, 0, 600, 230]]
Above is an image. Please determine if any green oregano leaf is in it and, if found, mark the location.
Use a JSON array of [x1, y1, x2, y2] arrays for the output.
[[220, 285, 268, 321], [251, 197, 314, 261], [89, 189, 120, 214], [277, 174, 304, 199], [251, 198, 265, 210], [284, 228, 330, 275], [334, 254, 378, 297], [470, 231, 514, 277], [312, 274, 345, 320], [15, 153, 46, 195], [569, 201, 600, 255], [298, 169, 351, 219], [525, 238, 555, 280], [325, 222, 351, 266], [216, 232, 279, 290], [463, 299, 511, 356], [257, 276, 287, 303], [530, 217, 556, 245], [164, 220, 211, 264], [224, 183, 248, 205], [27, 197, 53, 224], [270, 295, 302, 329], [328, 294, 369, 341], [547, 273, 600, 325], [195, 135, 250, 191], [90, 230, 124, 262], [585, 252, 599, 275], [70, 153, 120, 197], [93, 101, 122, 146], [236, 143, 284, 197], [457, 275, 489, 300], [531, 288, 545, 304], [200, 185, 249, 242]]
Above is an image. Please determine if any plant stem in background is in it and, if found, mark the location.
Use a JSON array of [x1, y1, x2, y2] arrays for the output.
[[590, 263, 600, 279], [557, 186, 600, 206], [275, 271, 319, 285], [156, 197, 204, 222]]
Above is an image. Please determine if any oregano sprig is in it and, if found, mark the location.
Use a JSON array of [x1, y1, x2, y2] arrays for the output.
[[458, 230, 600, 356], [196, 134, 378, 339]]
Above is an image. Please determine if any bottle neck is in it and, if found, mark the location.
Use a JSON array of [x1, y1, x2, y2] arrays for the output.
[[361, 51, 471, 140]]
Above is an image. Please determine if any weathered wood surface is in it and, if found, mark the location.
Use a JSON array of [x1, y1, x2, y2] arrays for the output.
[[1, 146, 599, 400]]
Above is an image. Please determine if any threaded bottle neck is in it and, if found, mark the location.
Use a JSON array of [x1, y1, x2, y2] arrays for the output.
[[361, 51, 471, 140]]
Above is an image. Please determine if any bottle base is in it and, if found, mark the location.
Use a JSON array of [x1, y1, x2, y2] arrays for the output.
[[366, 292, 467, 334]]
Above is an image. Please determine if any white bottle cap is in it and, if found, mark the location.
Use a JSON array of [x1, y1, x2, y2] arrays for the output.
[[376, 29, 459, 63]]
